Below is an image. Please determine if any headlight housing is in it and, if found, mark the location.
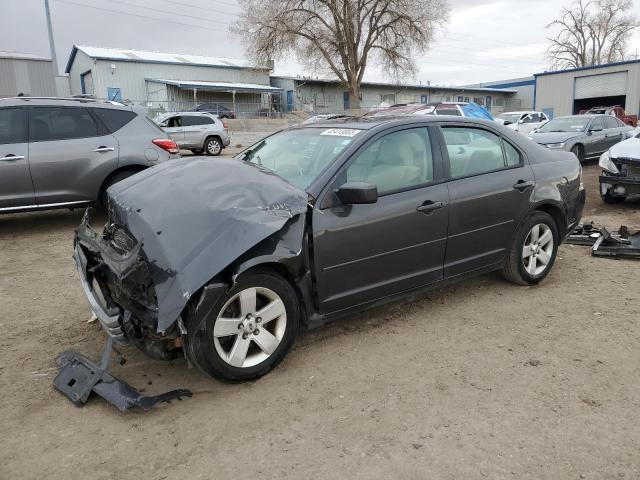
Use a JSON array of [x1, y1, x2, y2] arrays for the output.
[[546, 142, 566, 149], [598, 150, 619, 174]]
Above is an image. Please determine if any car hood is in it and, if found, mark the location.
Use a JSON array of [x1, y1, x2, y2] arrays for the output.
[[529, 131, 582, 144], [106, 158, 309, 331], [610, 137, 640, 160]]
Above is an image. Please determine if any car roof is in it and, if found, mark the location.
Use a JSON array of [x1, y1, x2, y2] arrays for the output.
[[0, 97, 132, 110], [290, 115, 497, 130]]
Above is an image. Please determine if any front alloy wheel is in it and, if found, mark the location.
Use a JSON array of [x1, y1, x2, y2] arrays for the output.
[[185, 270, 300, 381], [522, 223, 554, 276]]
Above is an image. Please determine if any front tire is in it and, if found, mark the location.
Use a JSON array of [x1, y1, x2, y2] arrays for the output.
[[570, 144, 585, 163], [501, 211, 559, 286], [185, 271, 300, 382], [204, 137, 222, 156], [602, 192, 625, 204]]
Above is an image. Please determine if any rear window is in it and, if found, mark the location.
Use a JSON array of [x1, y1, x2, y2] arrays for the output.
[[30, 106, 100, 142], [92, 108, 136, 133], [182, 115, 215, 126]]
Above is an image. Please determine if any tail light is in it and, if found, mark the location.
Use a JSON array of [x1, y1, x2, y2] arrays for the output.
[[222, 120, 228, 130], [153, 138, 179, 154]]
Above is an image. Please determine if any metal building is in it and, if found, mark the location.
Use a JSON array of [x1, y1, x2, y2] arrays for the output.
[[65, 45, 280, 116], [466, 76, 536, 111], [0, 51, 57, 98], [534, 60, 640, 119], [270, 76, 516, 114]]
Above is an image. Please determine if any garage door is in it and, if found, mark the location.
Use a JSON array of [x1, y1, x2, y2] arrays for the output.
[[574, 71, 627, 99]]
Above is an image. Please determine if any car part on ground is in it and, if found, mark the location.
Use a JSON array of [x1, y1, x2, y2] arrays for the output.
[[68, 115, 585, 384], [53, 336, 192, 412], [0, 97, 179, 214], [565, 221, 640, 259], [598, 132, 640, 202], [155, 111, 230, 156]]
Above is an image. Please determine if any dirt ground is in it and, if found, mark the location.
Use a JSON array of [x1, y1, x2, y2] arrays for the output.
[[1, 162, 639, 480]]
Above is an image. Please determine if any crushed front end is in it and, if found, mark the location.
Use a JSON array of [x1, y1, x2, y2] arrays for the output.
[[599, 155, 640, 201], [74, 208, 182, 359]]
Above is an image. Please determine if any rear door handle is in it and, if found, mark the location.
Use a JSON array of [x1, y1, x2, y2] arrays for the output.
[[513, 180, 535, 191], [0, 154, 25, 161], [94, 147, 115, 153], [417, 201, 445, 214]]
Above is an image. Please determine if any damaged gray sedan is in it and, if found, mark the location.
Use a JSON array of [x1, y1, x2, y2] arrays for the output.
[[74, 116, 585, 381]]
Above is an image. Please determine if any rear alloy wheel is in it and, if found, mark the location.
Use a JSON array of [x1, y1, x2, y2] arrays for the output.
[[501, 211, 559, 285], [204, 137, 222, 156], [570, 144, 584, 163], [185, 271, 299, 381]]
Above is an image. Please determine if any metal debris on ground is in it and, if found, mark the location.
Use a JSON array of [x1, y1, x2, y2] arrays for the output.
[[565, 221, 640, 259], [53, 337, 192, 412]]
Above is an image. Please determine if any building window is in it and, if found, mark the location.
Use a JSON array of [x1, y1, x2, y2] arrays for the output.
[[107, 87, 122, 102], [380, 93, 396, 105], [457, 96, 464, 102]]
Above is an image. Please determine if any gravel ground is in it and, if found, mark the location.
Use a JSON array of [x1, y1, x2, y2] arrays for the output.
[[0, 162, 639, 480]]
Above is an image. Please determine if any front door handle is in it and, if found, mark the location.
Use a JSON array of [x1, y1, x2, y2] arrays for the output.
[[513, 180, 535, 192], [94, 146, 115, 153], [417, 201, 445, 214], [0, 154, 25, 161]]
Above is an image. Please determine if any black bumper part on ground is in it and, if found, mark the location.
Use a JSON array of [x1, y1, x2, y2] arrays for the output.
[[53, 337, 192, 412]]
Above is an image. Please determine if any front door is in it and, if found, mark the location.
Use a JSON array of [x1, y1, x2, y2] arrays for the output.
[[0, 107, 34, 210], [440, 125, 535, 277], [313, 126, 449, 313], [28, 106, 120, 205], [584, 116, 606, 158], [161, 116, 185, 147]]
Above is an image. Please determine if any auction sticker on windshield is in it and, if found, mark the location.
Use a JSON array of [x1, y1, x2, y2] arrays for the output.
[[320, 128, 361, 137]]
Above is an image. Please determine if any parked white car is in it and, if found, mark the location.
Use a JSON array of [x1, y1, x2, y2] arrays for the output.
[[496, 111, 549, 135]]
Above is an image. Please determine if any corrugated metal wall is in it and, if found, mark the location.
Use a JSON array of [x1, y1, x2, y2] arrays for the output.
[[535, 63, 640, 116], [0, 58, 57, 97]]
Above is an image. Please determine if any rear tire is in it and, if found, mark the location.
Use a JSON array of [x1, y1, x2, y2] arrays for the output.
[[602, 192, 625, 204], [100, 170, 139, 207], [204, 137, 222, 156], [570, 144, 585, 163], [501, 211, 559, 286], [184, 270, 300, 382]]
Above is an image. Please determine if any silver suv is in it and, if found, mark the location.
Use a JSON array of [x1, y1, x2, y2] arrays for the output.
[[155, 112, 231, 156], [0, 97, 179, 214]]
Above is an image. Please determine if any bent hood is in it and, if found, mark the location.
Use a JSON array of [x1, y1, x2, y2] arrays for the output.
[[107, 158, 309, 331], [529, 131, 582, 144], [610, 137, 640, 160]]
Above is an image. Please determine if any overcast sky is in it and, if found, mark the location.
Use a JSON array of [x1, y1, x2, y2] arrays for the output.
[[1, 0, 639, 85]]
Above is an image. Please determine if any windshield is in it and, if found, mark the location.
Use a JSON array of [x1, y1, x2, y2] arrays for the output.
[[241, 127, 361, 190], [538, 117, 589, 133], [498, 113, 522, 124]]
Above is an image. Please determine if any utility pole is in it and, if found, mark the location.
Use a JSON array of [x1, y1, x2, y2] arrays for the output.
[[44, 0, 59, 75]]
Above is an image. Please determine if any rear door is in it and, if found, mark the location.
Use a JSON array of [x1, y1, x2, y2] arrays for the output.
[[0, 107, 34, 210], [182, 115, 215, 148], [313, 126, 449, 313], [603, 115, 623, 149], [439, 124, 535, 277], [28, 106, 120, 205]]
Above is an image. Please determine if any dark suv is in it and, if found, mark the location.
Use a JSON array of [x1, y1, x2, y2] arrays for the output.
[[0, 97, 179, 213], [191, 103, 235, 119]]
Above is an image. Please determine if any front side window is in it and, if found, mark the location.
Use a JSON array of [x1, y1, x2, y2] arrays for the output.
[[166, 116, 182, 128], [243, 127, 360, 190], [344, 128, 433, 194], [590, 117, 605, 131], [442, 127, 518, 178], [0, 108, 27, 144], [30, 107, 100, 142], [603, 116, 618, 129]]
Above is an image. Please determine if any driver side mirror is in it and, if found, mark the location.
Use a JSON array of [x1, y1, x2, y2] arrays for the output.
[[336, 182, 378, 205]]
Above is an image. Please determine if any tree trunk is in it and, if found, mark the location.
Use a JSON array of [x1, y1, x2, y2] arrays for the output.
[[348, 82, 361, 111]]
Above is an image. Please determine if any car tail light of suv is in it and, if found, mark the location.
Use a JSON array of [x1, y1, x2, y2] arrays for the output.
[[152, 138, 179, 154], [222, 119, 229, 131]]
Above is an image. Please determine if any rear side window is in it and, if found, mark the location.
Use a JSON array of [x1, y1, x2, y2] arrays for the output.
[[92, 108, 136, 133], [436, 108, 461, 116], [182, 115, 214, 126], [603, 116, 618, 129], [30, 107, 100, 142], [442, 127, 519, 178], [0, 108, 27, 144]]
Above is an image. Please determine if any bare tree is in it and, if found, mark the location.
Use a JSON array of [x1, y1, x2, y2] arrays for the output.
[[232, 0, 449, 109], [546, 0, 639, 70]]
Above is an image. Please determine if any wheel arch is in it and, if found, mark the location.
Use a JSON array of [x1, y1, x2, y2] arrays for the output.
[[203, 134, 223, 149], [533, 202, 567, 237], [98, 165, 147, 202]]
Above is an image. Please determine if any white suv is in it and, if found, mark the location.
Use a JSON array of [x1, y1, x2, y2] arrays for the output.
[[155, 112, 231, 156], [497, 111, 549, 135]]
